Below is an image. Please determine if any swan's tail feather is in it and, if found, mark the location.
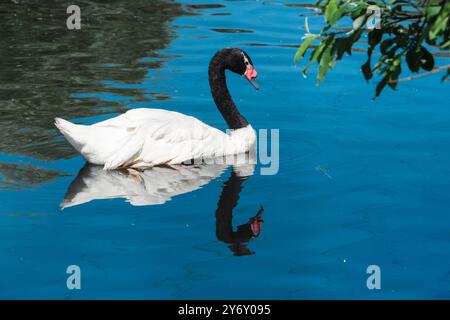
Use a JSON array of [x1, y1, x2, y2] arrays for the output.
[[55, 117, 75, 135], [54, 117, 88, 154], [55, 117, 139, 169]]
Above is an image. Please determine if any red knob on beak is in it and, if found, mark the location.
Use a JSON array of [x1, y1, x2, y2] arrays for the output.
[[244, 65, 259, 90]]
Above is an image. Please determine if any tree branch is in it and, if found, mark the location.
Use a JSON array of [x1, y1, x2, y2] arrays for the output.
[[390, 64, 450, 83]]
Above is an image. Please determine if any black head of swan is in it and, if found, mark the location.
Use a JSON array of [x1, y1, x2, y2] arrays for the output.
[[209, 48, 259, 130], [54, 48, 259, 170]]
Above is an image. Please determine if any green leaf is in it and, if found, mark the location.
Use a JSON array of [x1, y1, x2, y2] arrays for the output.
[[429, 9, 450, 40], [361, 59, 373, 81], [318, 44, 333, 83], [373, 60, 383, 73], [350, 4, 366, 20], [406, 47, 420, 72], [334, 37, 351, 60], [347, 29, 363, 56], [368, 29, 383, 47], [441, 39, 450, 49], [419, 46, 434, 71], [380, 38, 395, 55], [361, 47, 374, 81], [332, 3, 351, 25], [325, 0, 339, 25], [294, 35, 318, 64], [302, 43, 326, 77], [375, 75, 389, 97], [311, 42, 326, 62], [388, 57, 402, 90], [425, 5, 441, 19]]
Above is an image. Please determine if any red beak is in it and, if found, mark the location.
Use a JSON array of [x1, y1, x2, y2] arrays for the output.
[[244, 65, 259, 90]]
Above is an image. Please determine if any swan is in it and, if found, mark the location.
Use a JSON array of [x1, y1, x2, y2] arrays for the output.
[[54, 48, 259, 170]]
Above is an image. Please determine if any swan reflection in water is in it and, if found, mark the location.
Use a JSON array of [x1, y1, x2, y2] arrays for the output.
[[62, 158, 264, 256]]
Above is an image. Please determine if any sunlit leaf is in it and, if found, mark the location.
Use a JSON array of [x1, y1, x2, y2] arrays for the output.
[[425, 4, 441, 19], [325, 0, 339, 25], [388, 57, 402, 90], [318, 44, 333, 83], [294, 35, 318, 64]]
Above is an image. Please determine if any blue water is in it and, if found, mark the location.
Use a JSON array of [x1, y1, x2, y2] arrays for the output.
[[1, 0, 450, 299]]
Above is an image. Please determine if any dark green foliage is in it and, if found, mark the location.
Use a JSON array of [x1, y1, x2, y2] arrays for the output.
[[295, 0, 450, 97]]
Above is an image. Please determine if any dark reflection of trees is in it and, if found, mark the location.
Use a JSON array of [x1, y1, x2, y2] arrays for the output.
[[216, 171, 264, 256], [0, 0, 186, 161], [0, 162, 67, 190]]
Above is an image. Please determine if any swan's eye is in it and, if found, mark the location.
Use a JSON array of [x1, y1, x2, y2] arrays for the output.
[[242, 52, 250, 67]]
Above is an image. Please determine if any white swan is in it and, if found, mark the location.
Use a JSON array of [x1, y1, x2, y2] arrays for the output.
[[55, 48, 259, 170]]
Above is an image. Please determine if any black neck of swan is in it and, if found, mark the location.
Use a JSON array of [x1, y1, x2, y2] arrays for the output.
[[208, 50, 249, 130]]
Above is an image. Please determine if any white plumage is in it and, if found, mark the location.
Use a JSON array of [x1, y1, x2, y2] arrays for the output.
[[55, 108, 256, 170]]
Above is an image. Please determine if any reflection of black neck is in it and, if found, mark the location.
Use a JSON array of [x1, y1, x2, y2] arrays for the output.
[[208, 50, 249, 130], [215, 170, 262, 256]]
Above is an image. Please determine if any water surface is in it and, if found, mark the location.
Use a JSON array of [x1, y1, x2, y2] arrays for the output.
[[1, 0, 450, 299]]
